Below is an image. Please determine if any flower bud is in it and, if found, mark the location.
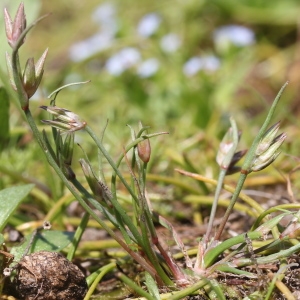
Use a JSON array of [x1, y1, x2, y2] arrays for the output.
[[137, 138, 151, 163], [79, 159, 112, 204], [216, 127, 235, 167], [22, 49, 48, 98], [5, 49, 48, 99], [4, 3, 26, 48], [255, 121, 280, 156], [40, 106, 87, 133], [62, 133, 74, 166], [251, 132, 286, 172]]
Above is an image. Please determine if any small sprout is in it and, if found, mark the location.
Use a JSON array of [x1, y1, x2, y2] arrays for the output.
[[4, 2, 27, 48], [40, 106, 87, 133]]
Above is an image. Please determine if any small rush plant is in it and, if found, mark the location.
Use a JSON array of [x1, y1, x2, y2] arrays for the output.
[[1, 3, 300, 300]]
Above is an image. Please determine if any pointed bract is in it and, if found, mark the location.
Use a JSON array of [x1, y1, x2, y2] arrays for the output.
[[35, 48, 48, 77], [4, 8, 13, 45]]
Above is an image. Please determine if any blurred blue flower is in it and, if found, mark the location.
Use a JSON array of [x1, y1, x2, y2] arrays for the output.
[[92, 2, 118, 35], [69, 2, 118, 62], [137, 58, 160, 78], [137, 13, 161, 37], [160, 33, 181, 53], [183, 55, 220, 77], [69, 32, 114, 62], [213, 25, 255, 49], [105, 47, 141, 76]]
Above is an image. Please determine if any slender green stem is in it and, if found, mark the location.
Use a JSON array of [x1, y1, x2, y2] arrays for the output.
[[85, 262, 116, 299], [67, 211, 89, 261], [116, 272, 155, 300], [214, 173, 247, 240], [251, 204, 300, 230], [205, 117, 238, 242], [204, 169, 226, 242], [168, 278, 209, 300]]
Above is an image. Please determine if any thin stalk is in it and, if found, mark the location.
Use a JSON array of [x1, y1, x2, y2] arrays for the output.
[[215, 82, 288, 240], [251, 204, 300, 230], [168, 278, 209, 300], [131, 149, 182, 283], [116, 272, 155, 300], [214, 172, 247, 240], [67, 211, 89, 261], [85, 262, 116, 299], [205, 117, 238, 243]]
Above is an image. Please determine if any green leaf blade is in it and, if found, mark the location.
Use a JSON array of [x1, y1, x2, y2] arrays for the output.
[[0, 184, 34, 231]]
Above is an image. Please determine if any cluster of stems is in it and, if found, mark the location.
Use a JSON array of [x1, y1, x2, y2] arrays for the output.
[[4, 3, 190, 289]]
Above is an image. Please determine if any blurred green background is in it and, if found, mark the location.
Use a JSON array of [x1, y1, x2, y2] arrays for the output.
[[0, 0, 300, 207]]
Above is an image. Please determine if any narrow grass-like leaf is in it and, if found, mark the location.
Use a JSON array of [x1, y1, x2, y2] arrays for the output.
[[144, 271, 160, 300]]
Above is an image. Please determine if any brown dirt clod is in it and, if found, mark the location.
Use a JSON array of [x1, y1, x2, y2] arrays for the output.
[[14, 251, 87, 300]]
